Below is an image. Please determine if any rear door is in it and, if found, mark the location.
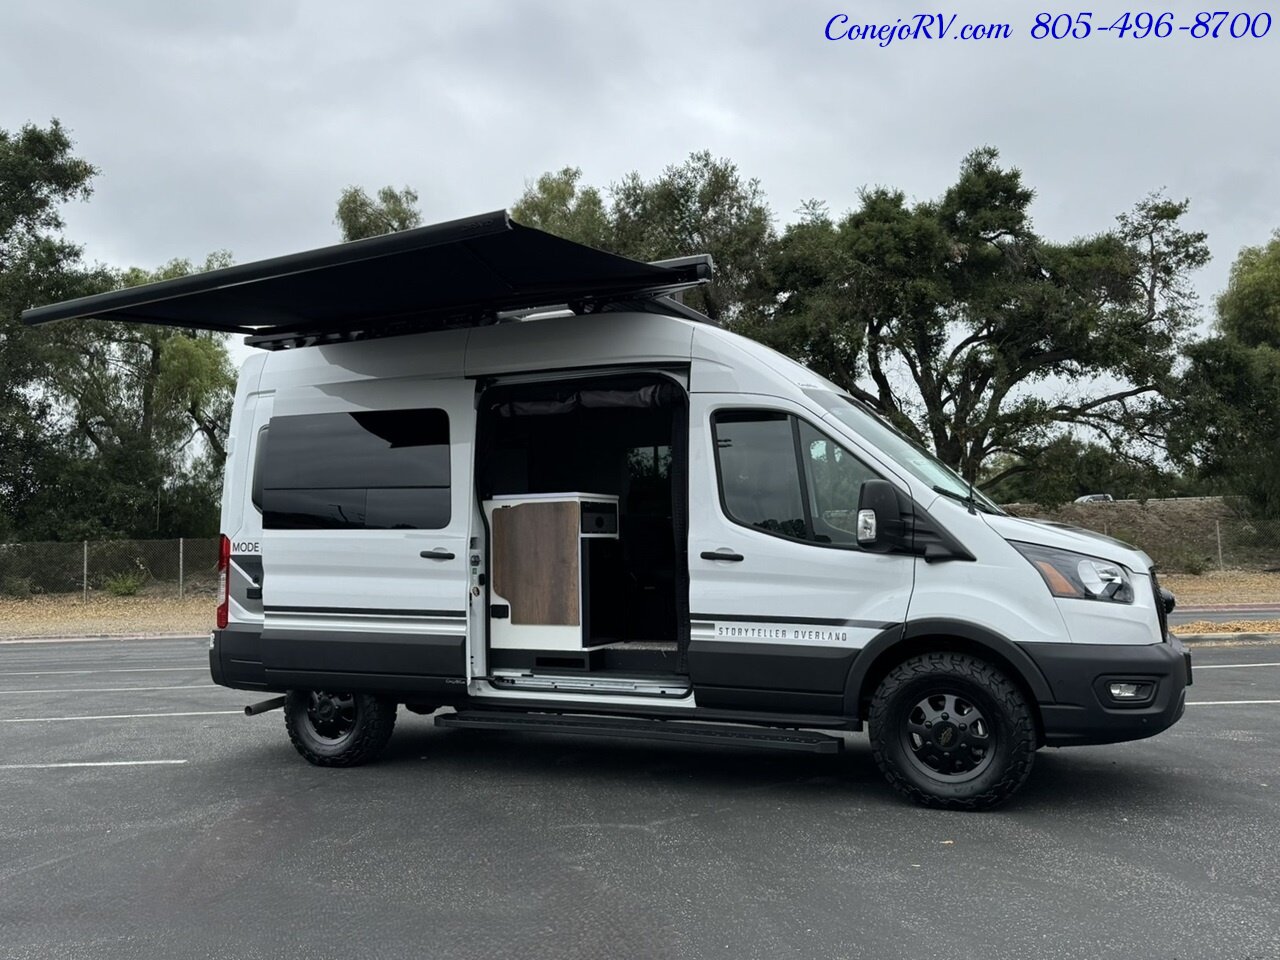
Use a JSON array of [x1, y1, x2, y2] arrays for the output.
[[686, 394, 914, 714], [259, 379, 476, 686]]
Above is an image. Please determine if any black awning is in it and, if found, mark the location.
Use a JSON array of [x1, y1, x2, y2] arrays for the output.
[[21, 211, 711, 345]]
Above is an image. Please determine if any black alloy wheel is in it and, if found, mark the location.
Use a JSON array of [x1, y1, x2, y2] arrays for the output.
[[902, 691, 994, 782], [284, 689, 397, 767], [868, 652, 1036, 810]]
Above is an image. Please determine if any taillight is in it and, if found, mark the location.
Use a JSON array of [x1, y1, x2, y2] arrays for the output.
[[216, 534, 231, 629]]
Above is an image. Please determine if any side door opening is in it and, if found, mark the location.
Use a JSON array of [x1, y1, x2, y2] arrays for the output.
[[474, 371, 691, 690]]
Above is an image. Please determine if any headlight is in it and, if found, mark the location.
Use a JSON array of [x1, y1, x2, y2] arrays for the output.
[[1011, 542, 1135, 603]]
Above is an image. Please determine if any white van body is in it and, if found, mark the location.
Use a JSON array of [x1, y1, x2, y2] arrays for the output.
[[213, 309, 1190, 804], [25, 212, 1189, 809]]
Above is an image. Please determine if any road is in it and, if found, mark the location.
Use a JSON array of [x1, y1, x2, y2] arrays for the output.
[[1170, 604, 1280, 625], [1, 637, 1278, 960]]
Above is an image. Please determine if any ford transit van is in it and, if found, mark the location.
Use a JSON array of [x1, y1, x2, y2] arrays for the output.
[[24, 211, 1191, 809]]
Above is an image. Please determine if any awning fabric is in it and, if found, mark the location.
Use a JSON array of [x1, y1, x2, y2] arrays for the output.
[[21, 211, 711, 346]]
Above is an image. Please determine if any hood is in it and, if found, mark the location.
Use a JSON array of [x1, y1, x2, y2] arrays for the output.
[[981, 512, 1154, 573]]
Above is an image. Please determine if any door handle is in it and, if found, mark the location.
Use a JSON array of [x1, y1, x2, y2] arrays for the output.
[[420, 549, 456, 560], [700, 549, 744, 562]]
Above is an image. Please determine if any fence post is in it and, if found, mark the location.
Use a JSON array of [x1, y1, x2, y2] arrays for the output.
[[82, 541, 88, 603], [1216, 520, 1224, 571], [179, 538, 185, 599]]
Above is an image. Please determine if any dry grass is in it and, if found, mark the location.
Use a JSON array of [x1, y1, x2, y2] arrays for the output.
[[1172, 619, 1280, 635], [1160, 570, 1280, 605], [0, 593, 214, 640]]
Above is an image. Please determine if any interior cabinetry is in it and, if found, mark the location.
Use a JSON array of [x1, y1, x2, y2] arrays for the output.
[[485, 493, 621, 651]]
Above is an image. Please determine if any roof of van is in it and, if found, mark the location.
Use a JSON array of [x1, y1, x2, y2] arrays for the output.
[[20, 210, 712, 348]]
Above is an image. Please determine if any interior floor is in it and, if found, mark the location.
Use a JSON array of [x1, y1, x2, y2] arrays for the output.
[[479, 373, 688, 678]]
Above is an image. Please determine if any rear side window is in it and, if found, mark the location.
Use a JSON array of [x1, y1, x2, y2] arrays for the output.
[[251, 426, 268, 512], [261, 409, 450, 530], [712, 410, 879, 547]]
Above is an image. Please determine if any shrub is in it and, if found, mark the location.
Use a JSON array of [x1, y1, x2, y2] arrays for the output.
[[2, 576, 34, 598], [104, 571, 147, 597]]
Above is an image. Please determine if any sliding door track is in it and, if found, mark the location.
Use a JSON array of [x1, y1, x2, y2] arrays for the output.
[[486, 671, 690, 698]]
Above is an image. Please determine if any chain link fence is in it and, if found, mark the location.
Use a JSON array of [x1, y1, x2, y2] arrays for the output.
[[0, 538, 220, 600]]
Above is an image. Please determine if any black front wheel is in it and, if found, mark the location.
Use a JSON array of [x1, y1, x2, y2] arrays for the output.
[[284, 690, 397, 767], [868, 653, 1036, 810]]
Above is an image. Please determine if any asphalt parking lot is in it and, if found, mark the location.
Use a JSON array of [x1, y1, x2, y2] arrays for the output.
[[1, 638, 1279, 960]]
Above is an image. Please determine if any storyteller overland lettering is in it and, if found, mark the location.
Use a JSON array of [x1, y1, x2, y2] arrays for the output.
[[716, 623, 851, 643]]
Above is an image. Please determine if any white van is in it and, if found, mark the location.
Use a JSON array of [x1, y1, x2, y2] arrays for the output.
[[25, 212, 1191, 809]]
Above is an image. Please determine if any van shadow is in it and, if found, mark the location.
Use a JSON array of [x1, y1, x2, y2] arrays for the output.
[[363, 716, 1184, 815]]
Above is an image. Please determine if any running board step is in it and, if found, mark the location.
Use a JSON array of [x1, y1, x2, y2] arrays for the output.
[[435, 711, 844, 754]]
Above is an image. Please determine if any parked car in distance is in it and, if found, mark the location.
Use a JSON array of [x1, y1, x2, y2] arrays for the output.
[[1074, 493, 1115, 503]]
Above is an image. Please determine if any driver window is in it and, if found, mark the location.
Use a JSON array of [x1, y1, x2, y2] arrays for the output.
[[712, 409, 882, 548]]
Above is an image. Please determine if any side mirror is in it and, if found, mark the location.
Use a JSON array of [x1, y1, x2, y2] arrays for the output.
[[857, 479, 905, 552]]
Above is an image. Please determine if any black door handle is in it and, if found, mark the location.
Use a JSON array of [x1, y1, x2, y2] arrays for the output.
[[700, 550, 744, 562], [420, 549, 456, 560]]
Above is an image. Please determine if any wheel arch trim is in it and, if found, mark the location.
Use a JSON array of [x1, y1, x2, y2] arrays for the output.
[[843, 619, 1055, 718]]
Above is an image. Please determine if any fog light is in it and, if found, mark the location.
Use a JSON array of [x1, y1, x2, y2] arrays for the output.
[[1109, 681, 1151, 701]]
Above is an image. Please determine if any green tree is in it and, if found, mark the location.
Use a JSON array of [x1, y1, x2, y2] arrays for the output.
[[0, 120, 105, 540], [749, 149, 1209, 483], [33, 254, 237, 538], [512, 167, 613, 251], [334, 185, 422, 241], [1171, 233, 1280, 516], [513, 151, 776, 324], [983, 436, 1205, 506]]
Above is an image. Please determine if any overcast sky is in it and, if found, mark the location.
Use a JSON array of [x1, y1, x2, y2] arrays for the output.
[[4, 0, 1278, 364]]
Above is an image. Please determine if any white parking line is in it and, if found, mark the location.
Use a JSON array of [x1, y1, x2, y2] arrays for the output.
[[1193, 662, 1280, 670], [0, 684, 218, 695], [1188, 700, 1280, 706], [0, 760, 188, 769], [1, 710, 242, 723], [0, 667, 204, 677]]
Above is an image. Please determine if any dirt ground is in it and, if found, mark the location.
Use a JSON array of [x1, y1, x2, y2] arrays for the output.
[[1171, 619, 1280, 635], [1159, 570, 1280, 605], [0, 594, 215, 640], [1, 570, 1277, 640]]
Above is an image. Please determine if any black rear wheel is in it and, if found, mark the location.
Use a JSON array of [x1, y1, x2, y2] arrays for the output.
[[869, 652, 1036, 810], [284, 690, 396, 767]]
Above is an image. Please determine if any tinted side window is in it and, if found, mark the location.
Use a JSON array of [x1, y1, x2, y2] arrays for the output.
[[712, 412, 807, 539], [262, 410, 450, 530], [712, 410, 882, 548], [251, 426, 268, 512]]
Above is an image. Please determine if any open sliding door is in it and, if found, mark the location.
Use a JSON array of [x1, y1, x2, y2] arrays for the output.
[[258, 379, 477, 691]]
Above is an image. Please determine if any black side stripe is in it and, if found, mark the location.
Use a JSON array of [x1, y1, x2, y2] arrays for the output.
[[265, 605, 467, 618], [691, 613, 898, 630]]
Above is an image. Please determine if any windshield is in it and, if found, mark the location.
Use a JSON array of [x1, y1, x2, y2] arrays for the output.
[[810, 392, 1003, 514]]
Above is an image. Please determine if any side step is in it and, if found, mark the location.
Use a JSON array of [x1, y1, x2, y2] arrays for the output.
[[435, 710, 844, 754]]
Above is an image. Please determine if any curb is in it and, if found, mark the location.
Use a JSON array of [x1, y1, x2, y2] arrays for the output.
[[1176, 632, 1280, 645], [0, 634, 207, 645]]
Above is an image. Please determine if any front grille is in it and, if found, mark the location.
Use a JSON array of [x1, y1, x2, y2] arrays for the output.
[[1151, 568, 1169, 640]]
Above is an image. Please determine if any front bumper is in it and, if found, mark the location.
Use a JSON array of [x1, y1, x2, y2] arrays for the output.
[[1021, 636, 1191, 747]]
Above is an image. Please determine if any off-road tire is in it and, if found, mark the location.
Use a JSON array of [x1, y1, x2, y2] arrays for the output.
[[868, 652, 1036, 811], [284, 690, 397, 767]]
